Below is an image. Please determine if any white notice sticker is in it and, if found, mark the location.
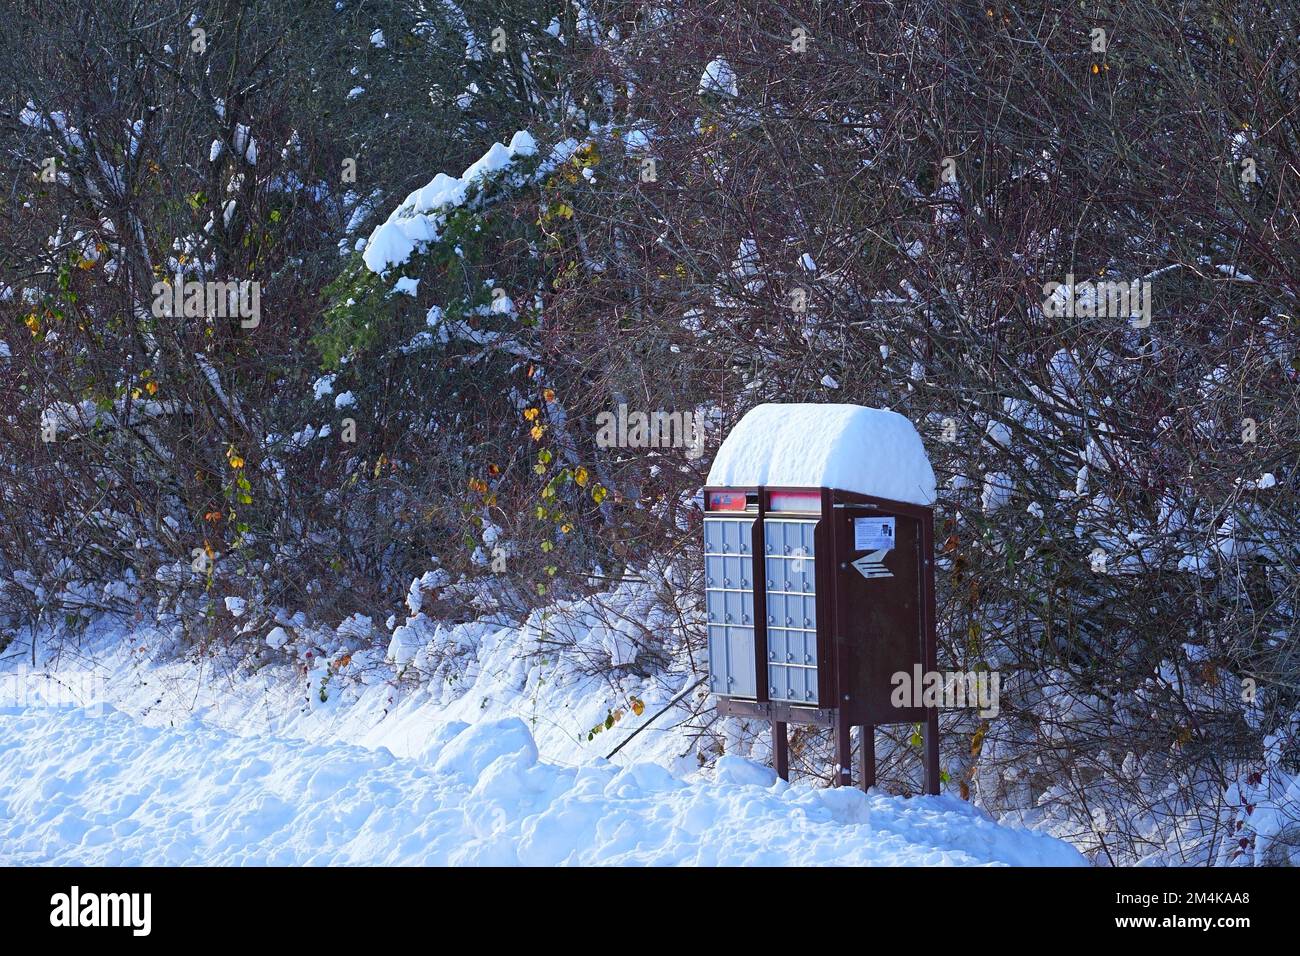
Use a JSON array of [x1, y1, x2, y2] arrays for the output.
[[853, 516, 895, 552]]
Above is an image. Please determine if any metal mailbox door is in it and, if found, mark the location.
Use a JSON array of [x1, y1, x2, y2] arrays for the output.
[[836, 508, 926, 723], [762, 517, 819, 705], [704, 514, 757, 698]]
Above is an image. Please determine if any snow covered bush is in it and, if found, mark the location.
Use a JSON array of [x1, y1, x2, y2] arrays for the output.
[[540, 0, 1300, 862], [2, 0, 1298, 866]]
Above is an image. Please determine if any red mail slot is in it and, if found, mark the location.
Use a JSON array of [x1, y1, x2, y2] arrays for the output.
[[705, 490, 746, 511]]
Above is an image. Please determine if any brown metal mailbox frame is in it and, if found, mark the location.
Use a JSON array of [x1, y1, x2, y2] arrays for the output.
[[705, 484, 940, 795]]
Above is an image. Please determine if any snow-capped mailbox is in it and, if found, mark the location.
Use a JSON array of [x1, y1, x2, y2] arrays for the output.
[[703, 403, 940, 794]]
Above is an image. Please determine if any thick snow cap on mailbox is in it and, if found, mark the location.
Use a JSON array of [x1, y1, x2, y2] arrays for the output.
[[707, 404, 936, 506]]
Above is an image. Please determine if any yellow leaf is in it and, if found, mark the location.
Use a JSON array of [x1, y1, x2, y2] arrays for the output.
[[631, 698, 645, 716], [574, 466, 589, 487]]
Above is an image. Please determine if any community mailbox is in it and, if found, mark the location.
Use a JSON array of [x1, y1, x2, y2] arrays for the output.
[[703, 403, 939, 793]]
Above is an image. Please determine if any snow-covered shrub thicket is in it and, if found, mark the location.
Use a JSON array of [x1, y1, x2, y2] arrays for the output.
[[0, 0, 569, 638], [2, 0, 1298, 865], [535, 0, 1300, 863]]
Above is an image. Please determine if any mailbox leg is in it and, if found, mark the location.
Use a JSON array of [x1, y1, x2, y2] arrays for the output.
[[772, 720, 789, 781], [858, 725, 875, 792], [923, 709, 941, 795], [834, 712, 852, 787]]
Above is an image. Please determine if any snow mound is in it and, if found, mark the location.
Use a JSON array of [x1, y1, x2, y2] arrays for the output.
[[0, 706, 1082, 866], [707, 403, 936, 506]]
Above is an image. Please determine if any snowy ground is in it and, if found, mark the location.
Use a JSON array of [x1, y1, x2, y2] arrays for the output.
[[0, 705, 1082, 865], [0, 614, 1085, 866]]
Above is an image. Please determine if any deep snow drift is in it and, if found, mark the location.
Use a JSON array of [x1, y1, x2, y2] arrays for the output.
[[0, 705, 1082, 866], [0, 607, 1087, 866]]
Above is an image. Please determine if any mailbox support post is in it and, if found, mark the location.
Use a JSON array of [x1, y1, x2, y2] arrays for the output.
[[858, 725, 876, 791], [923, 714, 940, 795], [834, 713, 853, 787], [772, 720, 789, 781]]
